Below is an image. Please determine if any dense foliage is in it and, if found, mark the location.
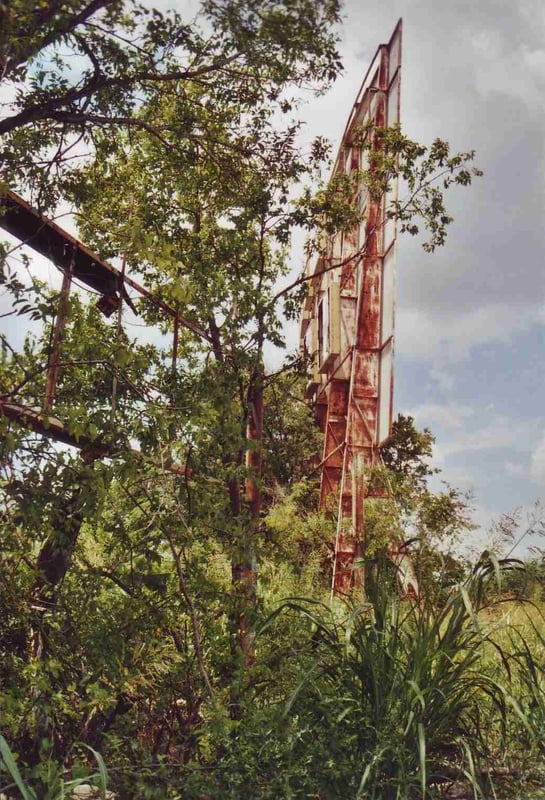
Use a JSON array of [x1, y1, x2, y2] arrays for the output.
[[2, 1, 543, 799]]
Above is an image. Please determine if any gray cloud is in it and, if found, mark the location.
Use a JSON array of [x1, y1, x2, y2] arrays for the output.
[[299, 0, 545, 359], [295, 0, 545, 532]]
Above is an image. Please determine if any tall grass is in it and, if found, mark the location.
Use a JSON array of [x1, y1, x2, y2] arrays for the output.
[[260, 557, 534, 799], [0, 736, 109, 800], [503, 604, 545, 759], [4, 559, 545, 799]]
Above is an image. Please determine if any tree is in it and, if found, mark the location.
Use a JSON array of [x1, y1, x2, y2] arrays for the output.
[[0, 0, 342, 200], [1, 0, 344, 665], [361, 414, 475, 600], [0, 1, 485, 791], [0, 1, 346, 783]]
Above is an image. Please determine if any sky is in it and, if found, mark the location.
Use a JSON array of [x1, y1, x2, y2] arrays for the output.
[[294, 0, 545, 552], [1, 0, 544, 555]]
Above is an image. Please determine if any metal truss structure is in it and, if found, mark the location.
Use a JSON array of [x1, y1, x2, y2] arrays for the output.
[[300, 20, 418, 598], [0, 189, 207, 460]]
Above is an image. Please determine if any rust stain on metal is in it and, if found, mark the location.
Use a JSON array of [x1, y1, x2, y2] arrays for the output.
[[299, 20, 414, 598]]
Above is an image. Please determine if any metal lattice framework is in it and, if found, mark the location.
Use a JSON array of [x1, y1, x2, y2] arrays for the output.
[[300, 20, 418, 598], [0, 189, 207, 462]]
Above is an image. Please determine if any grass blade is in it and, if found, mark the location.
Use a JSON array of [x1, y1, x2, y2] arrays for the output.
[[0, 735, 37, 800], [417, 722, 426, 796], [83, 745, 109, 799]]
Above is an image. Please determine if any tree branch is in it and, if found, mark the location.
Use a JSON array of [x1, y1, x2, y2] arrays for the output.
[[0, 53, 243, 137], [3, 0, 115, 79], [165, 532, 216, 702]]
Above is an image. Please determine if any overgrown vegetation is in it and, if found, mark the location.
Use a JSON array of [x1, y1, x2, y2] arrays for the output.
[[1, 1, 543, 798]]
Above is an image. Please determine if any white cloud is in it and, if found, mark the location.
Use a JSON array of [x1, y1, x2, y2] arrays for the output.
[[428, 367, 455, 393], [530, 433, 545, 486], [504, 460, 526, 478], [409, 402, 475, 431], [443, 415, 534, 457], [438, 465, 474, 492], [396, 302, 539, 364], [408, 402, 537, 462]]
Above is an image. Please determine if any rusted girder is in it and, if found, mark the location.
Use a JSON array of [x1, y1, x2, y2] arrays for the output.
[[0, 398, 192, 478], [299, 20, 419, 600], [0, 398, 110, 454], [0, 189, 211, 343]]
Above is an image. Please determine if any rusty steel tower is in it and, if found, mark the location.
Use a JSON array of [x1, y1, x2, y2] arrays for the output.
[[300, 20, 417, 598]]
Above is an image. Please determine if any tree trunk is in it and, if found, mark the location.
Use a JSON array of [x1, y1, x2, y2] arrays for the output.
[[233, 368, 263, 666], [30, 455, 98, 660]]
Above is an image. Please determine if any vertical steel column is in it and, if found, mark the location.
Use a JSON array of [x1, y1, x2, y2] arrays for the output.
[[44, 245, 75, 412], [331, 44, 389, 597], [110, 253, 126, 417]]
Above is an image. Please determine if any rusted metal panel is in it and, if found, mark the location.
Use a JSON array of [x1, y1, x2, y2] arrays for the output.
[[299, 20, 413, 597], [352, 351, 379, 398], [378, 340, 394, 444], [356, 264, 382, 350], [318, 282, 341, 372], [319, 380, 349, 507], [328, 380, 350, 414], [381, 248, 396, 342]]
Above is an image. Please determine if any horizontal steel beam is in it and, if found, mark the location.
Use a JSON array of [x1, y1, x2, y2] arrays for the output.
[[0, 190, 211, 342], [0, 399, 110, 454], [0, 398, 192, 477]]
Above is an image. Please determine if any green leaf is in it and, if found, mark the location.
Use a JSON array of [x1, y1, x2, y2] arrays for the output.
[[83, 745, 109, 798], [417, 722, 426, 796], [0, 735, 38, 800]]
